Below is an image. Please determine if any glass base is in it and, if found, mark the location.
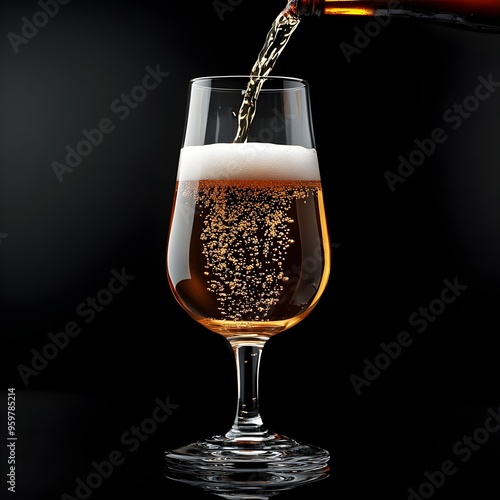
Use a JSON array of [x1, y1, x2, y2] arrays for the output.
[[163, 433, 330, 499]]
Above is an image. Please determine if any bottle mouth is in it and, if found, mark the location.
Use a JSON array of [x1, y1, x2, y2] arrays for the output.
[[292, 0, 323, 17]]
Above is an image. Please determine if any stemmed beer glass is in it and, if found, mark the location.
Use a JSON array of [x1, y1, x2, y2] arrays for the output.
[[164, 75, 331, 493]]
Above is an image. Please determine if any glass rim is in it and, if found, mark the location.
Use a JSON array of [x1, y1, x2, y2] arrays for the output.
[[189, 75, 309, 92]]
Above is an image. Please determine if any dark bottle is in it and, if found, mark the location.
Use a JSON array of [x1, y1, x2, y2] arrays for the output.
[[290, 0, 500, 32]]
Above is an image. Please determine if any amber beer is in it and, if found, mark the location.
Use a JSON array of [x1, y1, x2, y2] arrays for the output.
[[167, 142, 330, 339], [291, 0, 500, 31]]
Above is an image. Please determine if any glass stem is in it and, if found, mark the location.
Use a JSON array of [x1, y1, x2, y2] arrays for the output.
[[225, 341, 273, 442]]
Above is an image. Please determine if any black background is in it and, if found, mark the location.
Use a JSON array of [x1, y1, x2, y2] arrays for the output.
[[2, 1, 500, 499]]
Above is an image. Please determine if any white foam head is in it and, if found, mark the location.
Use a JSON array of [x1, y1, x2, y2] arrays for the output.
[[177, 143, 320, 181]]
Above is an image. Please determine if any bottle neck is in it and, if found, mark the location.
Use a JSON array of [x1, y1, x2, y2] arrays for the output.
[[291, 0, 500, 32]]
